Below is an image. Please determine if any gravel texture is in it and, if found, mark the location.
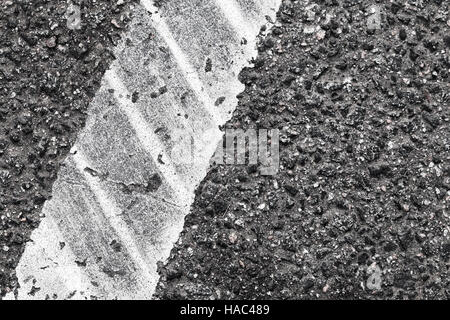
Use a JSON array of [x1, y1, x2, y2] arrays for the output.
[[156, 0, 450, 299], [1, 0, 449, 300], [0, 0, 137, 297]]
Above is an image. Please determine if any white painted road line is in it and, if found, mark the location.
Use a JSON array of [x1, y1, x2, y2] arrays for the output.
[[105, 69, 190, 204], [5, 0, 281, 300], [73, 150, 156, 288], [141, 0, 224, 125], [214, 0, 258, 41]]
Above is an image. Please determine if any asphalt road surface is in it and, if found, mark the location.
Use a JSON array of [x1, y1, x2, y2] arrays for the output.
[[0, 0, 137, 297], [1, 0, 449, 300]]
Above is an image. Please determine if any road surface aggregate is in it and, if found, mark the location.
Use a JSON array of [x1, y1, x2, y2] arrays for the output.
[[1, 0, 450, 300], [0, 0, 138, 297], [156, 0, 450, 299]]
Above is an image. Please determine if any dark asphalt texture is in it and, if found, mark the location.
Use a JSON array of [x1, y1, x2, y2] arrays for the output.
[[156, 0, 450, 299], [1, 0, 449, 300], [0, 0, 137, 297]]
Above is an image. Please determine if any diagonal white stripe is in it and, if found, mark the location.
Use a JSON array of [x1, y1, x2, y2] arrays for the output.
[[104, 68, 192, 205], [73, 150, 156, 287], [214, 0, 258, 41], [140, 0, 225, 125]]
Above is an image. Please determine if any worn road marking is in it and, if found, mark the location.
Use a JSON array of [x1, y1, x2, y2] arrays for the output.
[[141, 0, 223, 124], [105, 69, 190, 203], [6, 0, 281, 300], [73, 150, 156, 287], [214, 0, 258, 40]]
